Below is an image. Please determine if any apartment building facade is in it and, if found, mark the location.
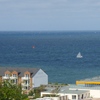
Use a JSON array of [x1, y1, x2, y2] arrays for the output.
[[0, 67, 48, 90]]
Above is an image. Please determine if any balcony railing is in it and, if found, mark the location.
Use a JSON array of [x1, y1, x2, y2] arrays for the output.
[[10, 76, 18, 80], [21, 83, 30, 86], [2, 76, 10, 80], [2, 76, 18, 80], [22, 77, 30, 80]]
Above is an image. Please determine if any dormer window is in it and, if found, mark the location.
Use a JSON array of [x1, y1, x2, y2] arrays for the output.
[[25, 74, 29, 77], [13, 74, 17, 77], [5, 74, 10, 77]]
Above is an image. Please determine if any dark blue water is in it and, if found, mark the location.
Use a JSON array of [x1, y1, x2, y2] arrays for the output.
[[0, 31, 100, 84]]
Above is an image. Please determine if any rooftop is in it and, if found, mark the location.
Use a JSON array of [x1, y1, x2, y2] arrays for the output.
[[58, 86, 88, 94], [0, 67, 40, 77], [42, 85, 89, 95], [79, 76, 100, 82]]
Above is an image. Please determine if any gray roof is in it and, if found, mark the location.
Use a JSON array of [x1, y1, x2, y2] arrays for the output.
[[59, 86, 88, 95], [0, 67, 40, 77], [42, 86, 89, 95]]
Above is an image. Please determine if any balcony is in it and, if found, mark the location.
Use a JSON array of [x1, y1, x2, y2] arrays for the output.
[[10, 76, 18, 80], [22, 77, 30, 80], [22, 83, 30, 86], [2, 76, 10, 80]]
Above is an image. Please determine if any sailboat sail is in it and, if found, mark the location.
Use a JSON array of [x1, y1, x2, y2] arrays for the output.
[[76, 52, 83, 58]]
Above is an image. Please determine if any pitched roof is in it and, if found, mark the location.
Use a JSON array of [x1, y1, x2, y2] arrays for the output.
[[0, 67, 40, 77]]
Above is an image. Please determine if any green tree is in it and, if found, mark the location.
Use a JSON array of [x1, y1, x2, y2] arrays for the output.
[[33, 85, 46, 98], [0, 81, 29, 100]]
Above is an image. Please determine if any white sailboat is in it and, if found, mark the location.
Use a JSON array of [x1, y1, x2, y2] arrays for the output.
[[76, 52, 83, 58]]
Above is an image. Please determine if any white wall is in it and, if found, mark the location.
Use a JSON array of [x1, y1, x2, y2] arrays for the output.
[[32, 69, 48, 87], [90, 90, 100, 98], [44, 97, 60, 100], [58, 93, 78, 100], [41, 92, 53, 97], [37, 96, 67, 100], [66, 94, 78, 100], [70, 87, 100, 98]]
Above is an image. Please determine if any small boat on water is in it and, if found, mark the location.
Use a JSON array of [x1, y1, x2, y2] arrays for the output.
[[76, 52, 83, 58]]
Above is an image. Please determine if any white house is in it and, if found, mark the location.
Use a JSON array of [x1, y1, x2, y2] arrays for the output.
[[33, 69, 48, 87]]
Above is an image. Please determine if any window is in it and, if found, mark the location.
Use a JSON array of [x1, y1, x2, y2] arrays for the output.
[[78, 95, 80, 99], [13, 74, 17, 77], [26, 87, 27, 89], [5, 74, 10, 77], [72, 95, 76, 99], [28, 80, 30, 84], [25, 74, 29, 77], [81, 94, 83, 99]]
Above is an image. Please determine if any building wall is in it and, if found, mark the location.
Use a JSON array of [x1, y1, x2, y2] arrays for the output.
[[90, 90, 100, 98], [41, 92, 68, 100], [30, 77, 32, 89], [36, 96, 68, 100], [68, 94, 78, 100], [32, 69, 48, 87], [76, 81, 100, 85], [41, 92, 53, 97], [58, 93, 78, 100], [0, 76, 2, 82], [70, 87, 100, 98], [44, 96, 68, 100], [18, 77, 22, 84]]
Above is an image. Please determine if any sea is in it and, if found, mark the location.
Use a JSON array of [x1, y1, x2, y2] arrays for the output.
[[0, 31, 100, 84]]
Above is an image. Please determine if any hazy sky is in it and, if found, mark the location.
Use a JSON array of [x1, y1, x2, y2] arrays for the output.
[[0, 0, 100, 31]]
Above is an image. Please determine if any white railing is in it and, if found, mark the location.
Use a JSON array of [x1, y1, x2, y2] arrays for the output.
[[22, 77, 30, 80], [10, 76, 18, 80], [2, 76, 18, 80], [2, 76, 10, 80]]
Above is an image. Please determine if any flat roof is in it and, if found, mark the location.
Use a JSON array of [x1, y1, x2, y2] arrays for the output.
[[44, 87, 56, 93], [42, 86, 88, 95], [59, 86, 88, 95]]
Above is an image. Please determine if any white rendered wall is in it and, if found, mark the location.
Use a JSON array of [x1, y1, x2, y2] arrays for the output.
[[32, 69, 48, 87], [58, 93, 78, 100], [44, 97, 60, 100], [41, 92, 53, 97], [90, 90, 100, 98], [66, 94, 78, 100], [37, 96, 67, 100], [70, 87, 100, 98]]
